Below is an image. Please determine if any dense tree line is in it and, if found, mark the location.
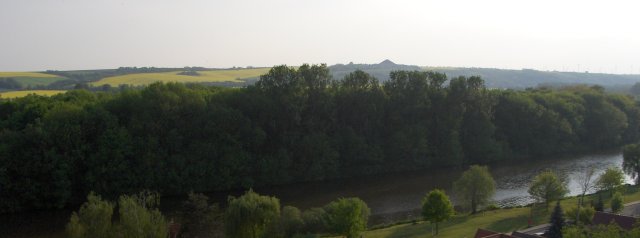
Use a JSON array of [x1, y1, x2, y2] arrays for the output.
[[1, 64, 639, 213]]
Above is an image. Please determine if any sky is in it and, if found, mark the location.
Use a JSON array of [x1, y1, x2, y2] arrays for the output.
[[2, 0, 640, 73]]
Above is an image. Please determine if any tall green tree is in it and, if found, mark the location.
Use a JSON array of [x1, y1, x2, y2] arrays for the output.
[[623, 143, 640, 184], [547, 202, 565, 238], [324, 197, 370, 238], [225, 189, 280, 238], [453, 165, 496, 213], [421, 189, 454, 235], [528, 170, 568, 208]]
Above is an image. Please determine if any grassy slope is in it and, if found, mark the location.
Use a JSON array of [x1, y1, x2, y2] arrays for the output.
[[0, 72, 67, 87], [0, 90, 66, 98], [0, 72, 60, 78], [363, 185, 640, 238], [92, 68, 270, 86]]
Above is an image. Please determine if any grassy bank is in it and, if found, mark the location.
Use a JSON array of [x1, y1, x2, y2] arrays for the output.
[[363, 185, 640, 238]]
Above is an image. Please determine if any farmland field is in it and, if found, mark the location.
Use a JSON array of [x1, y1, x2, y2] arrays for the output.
[[0, 72, 61, 78], [0, 90, 66, 98], [0, 72, 67, 87], [92, 68, 270, 86]]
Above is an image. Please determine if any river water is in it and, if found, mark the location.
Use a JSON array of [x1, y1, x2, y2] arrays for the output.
[[251, 150, 634, 224], [2, 150, 634, 237]]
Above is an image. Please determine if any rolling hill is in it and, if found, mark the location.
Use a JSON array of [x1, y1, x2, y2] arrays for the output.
[[0, 72, 67, 87], [92, 68, 270, 86]]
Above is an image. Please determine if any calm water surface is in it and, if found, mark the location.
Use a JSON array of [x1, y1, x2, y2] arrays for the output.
[[252, 150, 633, 224], [2, 150, 634, 237]]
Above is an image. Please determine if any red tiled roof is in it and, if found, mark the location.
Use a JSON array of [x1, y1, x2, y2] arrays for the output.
[[474, 228, 518, 238], [592, 211, 637, 230]]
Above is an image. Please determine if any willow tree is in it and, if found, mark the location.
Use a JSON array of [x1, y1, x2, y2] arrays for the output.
[[224, 189, 280, 238], [528, 170, 568, 208], [453, 165, 496, 213]]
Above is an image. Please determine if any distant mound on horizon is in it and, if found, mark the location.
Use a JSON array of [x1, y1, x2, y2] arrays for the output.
[[329, 60, 640, 89], [329, 59, 422, 82]]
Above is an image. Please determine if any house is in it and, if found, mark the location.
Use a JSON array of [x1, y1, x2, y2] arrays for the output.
[[474, 228, 544, 238], [592, 211, 638, 230], [474, 229, 517, 238]]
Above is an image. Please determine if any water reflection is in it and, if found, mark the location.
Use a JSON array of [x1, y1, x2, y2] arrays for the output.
[[255, 150, 633, 224]]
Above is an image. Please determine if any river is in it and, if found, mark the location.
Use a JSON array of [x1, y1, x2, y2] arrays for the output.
[[1, 150, 634, 237]]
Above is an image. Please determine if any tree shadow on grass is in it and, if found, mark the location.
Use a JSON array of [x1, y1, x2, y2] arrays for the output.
[[486, 207, 550, 233], [485, 214, 529, 232], [383, 215, 471, 238]]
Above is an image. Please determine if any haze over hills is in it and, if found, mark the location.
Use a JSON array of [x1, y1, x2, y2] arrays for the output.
[[330, 60, 640, 89], [3, 61, 640, 92]]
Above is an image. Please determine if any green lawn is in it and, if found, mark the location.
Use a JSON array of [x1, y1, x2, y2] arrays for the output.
[[362, 185, 640, 238]]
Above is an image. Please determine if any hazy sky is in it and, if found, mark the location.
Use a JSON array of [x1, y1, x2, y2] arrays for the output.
[[2, 0, 640, 73]]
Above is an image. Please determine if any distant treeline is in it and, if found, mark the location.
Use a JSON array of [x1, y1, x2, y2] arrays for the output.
[[1, 64, 639, 213]]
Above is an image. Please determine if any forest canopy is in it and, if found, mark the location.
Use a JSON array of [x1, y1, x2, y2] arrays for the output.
[[1, 64, 639, 213]]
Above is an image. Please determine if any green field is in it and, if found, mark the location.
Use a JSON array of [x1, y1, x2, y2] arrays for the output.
[[363, 185, 640, 238], [92, 68, 270, 86], [0, 90, 66, 98], [0, 72, 67, 87]]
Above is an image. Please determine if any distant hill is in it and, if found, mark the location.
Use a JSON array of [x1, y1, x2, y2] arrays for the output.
[[0, 72, 67, 89], [328, 60, 640, 89], [426, 67, 640, 89], [329, 60, 422, 82]]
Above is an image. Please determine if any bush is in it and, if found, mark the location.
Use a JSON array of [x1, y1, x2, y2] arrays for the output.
[[485, 204, 500, 211], [565, 206, 595, 224], [611, 192, 623, 213]]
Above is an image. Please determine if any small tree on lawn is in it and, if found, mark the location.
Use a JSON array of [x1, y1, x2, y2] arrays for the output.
[[324, 197, 370, 238], [528, 170, 568, 209], [453, 165, 496, 214], [421, 189, 454, 235], [547, 201, 565, 238], [596, 167, 625, 196]]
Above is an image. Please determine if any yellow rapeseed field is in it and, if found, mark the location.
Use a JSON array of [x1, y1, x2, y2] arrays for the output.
[[0, 72, 61, 78], [0, 90, 66, 98], [92, 68, 270, 86]]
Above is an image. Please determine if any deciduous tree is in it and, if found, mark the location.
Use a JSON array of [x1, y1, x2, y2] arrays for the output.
[[421, 189, 454, 235], [528, 170, 568, 208], [453, 165, 496, 213]]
